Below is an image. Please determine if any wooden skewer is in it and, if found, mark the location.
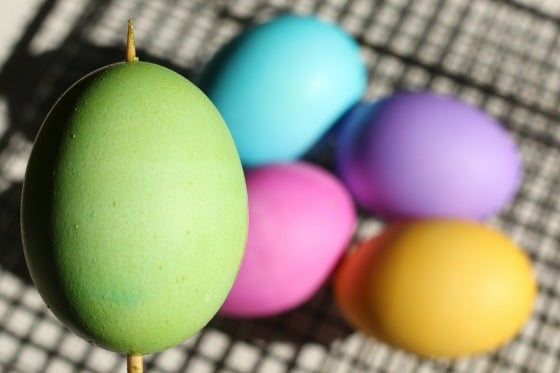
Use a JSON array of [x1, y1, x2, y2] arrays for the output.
[[127, 354, 143, 373], [126, 19, 138, 62], [124, 19, 141, 373]]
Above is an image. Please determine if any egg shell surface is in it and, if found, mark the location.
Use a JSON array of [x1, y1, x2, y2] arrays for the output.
[[198, 14, 367, 167], [221, 162, 356, 317], [334, 220, 536, 358], [21, 61, 248, 354], [335, 92, 522, 219]]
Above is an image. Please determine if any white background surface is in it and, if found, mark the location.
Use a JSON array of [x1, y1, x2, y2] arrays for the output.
[[0, 1, 43, 66]]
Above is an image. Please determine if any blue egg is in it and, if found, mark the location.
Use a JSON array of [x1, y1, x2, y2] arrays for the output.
[[198, 14, 367, 167]]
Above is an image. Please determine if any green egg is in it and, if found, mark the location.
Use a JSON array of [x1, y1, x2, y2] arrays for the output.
[[21, 61, 248, 354]]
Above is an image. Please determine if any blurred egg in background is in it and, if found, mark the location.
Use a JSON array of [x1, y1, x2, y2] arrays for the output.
[[334, 220, 536, 358], [221, 162, 356, 317], [335, 92, 522, 220], [198, 14, 367, 168]]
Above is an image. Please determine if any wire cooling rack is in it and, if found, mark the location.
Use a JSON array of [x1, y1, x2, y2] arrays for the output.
[[2, 0, 560, 371]]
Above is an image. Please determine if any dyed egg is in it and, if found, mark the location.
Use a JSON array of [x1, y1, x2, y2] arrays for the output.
[[334, 220, 536, 358], [21, 60, 248, 354], [221, 162, 356, 317], [335, 92, 522, 219], [198, 14, 367, 167]]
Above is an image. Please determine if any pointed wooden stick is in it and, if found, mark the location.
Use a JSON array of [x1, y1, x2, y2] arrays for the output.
[[125, 22, 140, 369], [126, 19, 138, 62], [127, 354, 143, 373]]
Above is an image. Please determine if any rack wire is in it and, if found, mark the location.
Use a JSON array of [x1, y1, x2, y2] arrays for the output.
[[2, 0, 560, 371]]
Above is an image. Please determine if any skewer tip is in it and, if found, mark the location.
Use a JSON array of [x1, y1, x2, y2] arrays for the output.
[[126, 19, 138, 62]]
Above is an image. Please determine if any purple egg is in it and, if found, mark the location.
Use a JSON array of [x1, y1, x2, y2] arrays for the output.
[[335, 91, 522, 220]]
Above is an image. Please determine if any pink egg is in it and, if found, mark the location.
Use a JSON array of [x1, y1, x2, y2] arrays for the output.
[[221, 162, 356, 317]]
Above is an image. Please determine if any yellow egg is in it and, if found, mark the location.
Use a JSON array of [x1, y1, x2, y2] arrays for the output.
[[334, 220, 536, 358]]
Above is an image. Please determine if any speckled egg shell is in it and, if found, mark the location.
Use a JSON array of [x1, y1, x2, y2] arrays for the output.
[[21, 61, 248, 354]]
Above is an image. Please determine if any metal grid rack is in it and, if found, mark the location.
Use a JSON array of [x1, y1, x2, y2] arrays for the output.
[[2, 0, 560, 371]]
